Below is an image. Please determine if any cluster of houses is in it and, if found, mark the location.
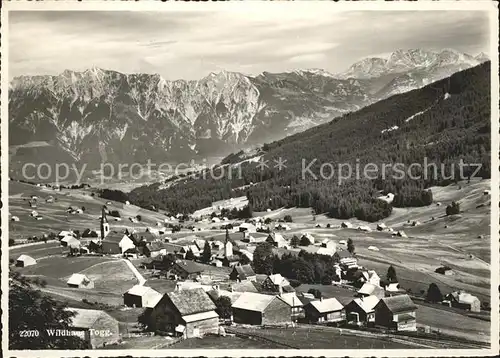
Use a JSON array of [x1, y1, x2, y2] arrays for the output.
[[12, 197, 485, 346], [119, 265, 422, 340], [21, 260, 481, 348]]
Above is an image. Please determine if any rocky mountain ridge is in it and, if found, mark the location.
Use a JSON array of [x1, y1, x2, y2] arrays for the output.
[[9, 48, 488, 169]]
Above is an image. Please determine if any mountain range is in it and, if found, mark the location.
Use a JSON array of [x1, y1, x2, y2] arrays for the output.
[[125, 61, 491, 216], [9, 48, 488, 170]]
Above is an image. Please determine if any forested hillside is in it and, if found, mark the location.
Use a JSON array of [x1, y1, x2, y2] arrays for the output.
[[126, 62, 491, 221]]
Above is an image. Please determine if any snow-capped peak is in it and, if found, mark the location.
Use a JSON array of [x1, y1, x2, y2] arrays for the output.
[[293, 68, 336, 78], [475, 52, 489, 63]]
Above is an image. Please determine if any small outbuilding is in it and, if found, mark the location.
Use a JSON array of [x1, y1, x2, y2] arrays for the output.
[[376, 223, 387, 231], [16, 254, 37, 267], [357, 225, 372, 232], [67, 274, 95, 289], [396, 231, 408, 238], [341, 222, 353, 229], [123, 285, 162, 308]]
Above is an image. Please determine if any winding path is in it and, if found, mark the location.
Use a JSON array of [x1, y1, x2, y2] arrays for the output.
[[121, 258, 146, 285]]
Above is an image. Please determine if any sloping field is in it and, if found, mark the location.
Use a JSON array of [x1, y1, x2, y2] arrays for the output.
[[10, 252, 137, 307], [8, 181, 168, 241], [78, 260, 138, 293], [35, 260, 137, 307], [13, 256, 114, 279], [414, 304, 490, 343], [9, 241, 68, 260], [261, 180, 491, 304]]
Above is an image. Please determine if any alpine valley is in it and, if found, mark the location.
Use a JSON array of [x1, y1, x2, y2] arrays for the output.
[[9, 48, 488, 173]]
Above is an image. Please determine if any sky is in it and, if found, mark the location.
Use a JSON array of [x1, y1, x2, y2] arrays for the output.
[[8, 9, 491, 80]]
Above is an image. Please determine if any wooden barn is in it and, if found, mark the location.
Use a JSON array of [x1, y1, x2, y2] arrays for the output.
[[374, 295, 417, 331], [153, 288, 219, 339], [232, 292, 292, 325], [66, 308, 120, 348]]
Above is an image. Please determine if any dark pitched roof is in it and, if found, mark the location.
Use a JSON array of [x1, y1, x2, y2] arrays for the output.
[[82, 229, 98, 238], [307, 297, 343, 313], [138, 231, 156, 242], [379, 295, 417, 314], [166, 288, 216, 316], [223, 255, 240, 263], [229, 280, 260, 293], [104, 231, 126, 243], [173, 260, 203, 274], [335, 250, 353, 259], [163, 242, 183, 253], [147, 241, 165, 251], [232, 265, 256, 279], [297, 292, 317, 305], [352, 270, 365, 280], [101, 241, 120, 249]]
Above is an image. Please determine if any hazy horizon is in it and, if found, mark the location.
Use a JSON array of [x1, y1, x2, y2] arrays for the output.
[[9, 10, 490, 81]]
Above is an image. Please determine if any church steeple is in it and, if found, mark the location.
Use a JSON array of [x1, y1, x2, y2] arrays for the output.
[[100, 206, 110, 239], [224, 228, 233, 258]]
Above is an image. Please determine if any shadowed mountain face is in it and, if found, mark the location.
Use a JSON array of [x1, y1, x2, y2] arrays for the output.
[[9, 48, 488, 168], [126, 62, 491, 217]]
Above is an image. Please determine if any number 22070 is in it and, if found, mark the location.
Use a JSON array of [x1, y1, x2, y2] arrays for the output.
[[19, 330, 40, 337]]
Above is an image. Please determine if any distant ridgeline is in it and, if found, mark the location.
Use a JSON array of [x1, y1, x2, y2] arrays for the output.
[[124, 62, 491, 221]]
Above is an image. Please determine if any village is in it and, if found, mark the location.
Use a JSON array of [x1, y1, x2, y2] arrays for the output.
[[8, 180, 491, 349]]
